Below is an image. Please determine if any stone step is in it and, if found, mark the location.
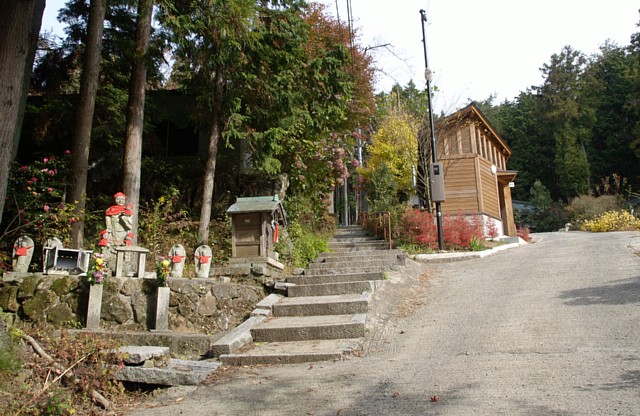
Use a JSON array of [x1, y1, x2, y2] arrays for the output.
[[273, 292, 371, 317], [286, 271, 385, 285], [307, 258, 400, 271], [316, 249, 403, 261], [251, 314, 366, 342], [218, 339, 360, 366], [304, 265, 396, 276], [329, 234, 380, 244], [288, 280, 382, 297], [116, 358, 221, 386], [328, 242, 392, 252]]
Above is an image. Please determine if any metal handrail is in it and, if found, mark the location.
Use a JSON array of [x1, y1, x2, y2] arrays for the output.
[[360, 211, 392, 250]]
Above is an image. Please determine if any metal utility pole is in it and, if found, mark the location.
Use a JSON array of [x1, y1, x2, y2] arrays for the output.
[[420, 9, 445, 250]]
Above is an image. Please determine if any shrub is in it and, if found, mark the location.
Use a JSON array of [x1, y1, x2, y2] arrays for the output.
[[397, 209, 485, 250], [567, 194, 622, 226], [580, 210, 639, 232], [517, 225, 531, 242]]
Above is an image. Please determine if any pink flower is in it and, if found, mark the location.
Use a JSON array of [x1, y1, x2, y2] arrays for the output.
[[31, 177, 37, 182], [47, 187, 53, 193], [49, 156, 55, 162], [298, 175, 306, 182], [43, 205, 50, 212], [64, 150, 70, 155], [18, 166, 28, 172], [41, 168, 48, 173], [48, 170, 55, 176], [352, 159, 359, 168], [43, 158, 48, 163]]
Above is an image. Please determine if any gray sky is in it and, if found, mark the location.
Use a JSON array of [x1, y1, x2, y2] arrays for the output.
[[41, 0, 639, 114]]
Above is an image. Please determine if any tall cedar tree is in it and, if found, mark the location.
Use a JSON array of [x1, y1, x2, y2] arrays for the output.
[[0, 0, 45, 224], [69, 0, 107, 247], [159, 0, 257, 244], [121, 0, 153, 241]]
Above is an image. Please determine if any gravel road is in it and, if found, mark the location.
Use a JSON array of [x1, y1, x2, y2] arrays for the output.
[[129, 231, 640, 416]]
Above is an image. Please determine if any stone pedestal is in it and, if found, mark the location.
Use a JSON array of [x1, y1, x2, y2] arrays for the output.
[[155, 286, 170, 331], [115, 246, 149, 277], [86, 284, 103, 330]]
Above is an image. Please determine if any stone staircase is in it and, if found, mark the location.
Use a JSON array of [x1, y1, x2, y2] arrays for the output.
[[216, 225, 405, 365]]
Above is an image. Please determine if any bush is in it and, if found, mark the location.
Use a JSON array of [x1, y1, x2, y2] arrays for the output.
[[580, 210, 639, 232], [397, 209, 485, 250], [567, 195, 622, 226]]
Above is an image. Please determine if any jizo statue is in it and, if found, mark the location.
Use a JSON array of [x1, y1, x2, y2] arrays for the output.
[[194, 245, 212, 278], [168, 244, 186, 278], [99, 192, 134, 268], [12, 235, 34, 273]]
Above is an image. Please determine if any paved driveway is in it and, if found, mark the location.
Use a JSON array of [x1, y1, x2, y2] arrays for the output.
[[130, 231, 640, 416]]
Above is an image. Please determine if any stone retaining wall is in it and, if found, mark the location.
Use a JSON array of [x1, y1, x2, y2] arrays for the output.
[[0, 274, 265, 334]]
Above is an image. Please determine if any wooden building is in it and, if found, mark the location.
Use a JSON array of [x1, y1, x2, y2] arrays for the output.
[[227, 195, 287, 259], [436, 103, 518, 237]]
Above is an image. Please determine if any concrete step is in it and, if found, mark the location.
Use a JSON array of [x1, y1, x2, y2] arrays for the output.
[[273, 292, 372, 317], [286, 271, 385, 285], [316, 249, 403, 261], [307, 257, 401, 271], [218, 339, 360, 366], [328, 242, 392, 252], [304, 265, 396, 276], [251, 314, 366, 342], [288, 280, 382, 297]]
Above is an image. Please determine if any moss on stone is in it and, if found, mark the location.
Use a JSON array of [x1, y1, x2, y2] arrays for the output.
[[22, 291, 54, 322], [17, 275, 43, 300]]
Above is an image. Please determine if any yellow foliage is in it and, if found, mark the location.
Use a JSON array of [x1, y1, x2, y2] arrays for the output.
[[361, 110, 419, 193], [580, 210, 639, 232]]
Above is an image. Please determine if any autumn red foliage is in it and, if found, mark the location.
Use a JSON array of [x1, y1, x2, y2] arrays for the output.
[[399, 209, 485, 250]]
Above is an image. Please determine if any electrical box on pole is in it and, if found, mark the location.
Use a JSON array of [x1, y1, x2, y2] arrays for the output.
[[429, 162, 445, 202]]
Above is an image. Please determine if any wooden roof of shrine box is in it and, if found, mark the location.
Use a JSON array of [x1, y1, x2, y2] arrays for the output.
[[227, 195, 287, 259]]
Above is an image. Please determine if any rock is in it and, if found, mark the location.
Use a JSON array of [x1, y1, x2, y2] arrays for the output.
[[118, 346, 170, 365], [47, 302, 74, 325], [50, 276, 79, 297], [17, 275, 43, 300], [22, 290, 54, 321], [212, 284, 237, 300], [131, 290, 148, 324], [115, 359, 221, 386], [102, 294, 134, 325], [196, 291, 217, 316], [0, 285, 19, 312], [216, 314, 229, 331]]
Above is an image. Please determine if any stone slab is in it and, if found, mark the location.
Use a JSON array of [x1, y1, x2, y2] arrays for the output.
[[288, 280, 380, 297], [251, 314, 366, 342], [219, 339, 360, 366], [273, 292, 371, 317], [286, 272, 384, 285], [210, 315, 267, 357], [118, 346, 170, 365], [116, 358, 221, 386]]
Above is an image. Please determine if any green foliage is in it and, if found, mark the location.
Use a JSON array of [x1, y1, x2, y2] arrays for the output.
[[529, 180, 568, 231], [365, 163, 400, 213], [279, 193, 336, 268]]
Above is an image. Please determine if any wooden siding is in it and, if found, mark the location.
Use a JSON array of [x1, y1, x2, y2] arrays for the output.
[[478, 158, 500, 218], [441, 156, 480, 214]]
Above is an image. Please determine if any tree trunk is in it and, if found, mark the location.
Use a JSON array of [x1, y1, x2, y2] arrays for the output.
[[198, 67, 224, 245], [0, 0, 45, 224], [122, 0, 153, 242], [68, 0, 106, 248]]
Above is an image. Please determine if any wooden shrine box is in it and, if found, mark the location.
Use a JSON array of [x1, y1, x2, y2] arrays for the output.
[[227, 195, 287, 259]]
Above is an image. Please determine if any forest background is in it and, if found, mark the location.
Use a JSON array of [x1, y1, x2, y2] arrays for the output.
[[2, 0, 640, 270]]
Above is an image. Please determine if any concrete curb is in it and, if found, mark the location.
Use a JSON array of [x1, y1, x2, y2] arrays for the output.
[[410, 238, 527, 264]]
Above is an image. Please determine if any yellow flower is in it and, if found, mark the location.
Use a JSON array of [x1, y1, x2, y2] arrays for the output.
[[96, 258, 103, 266], [162, 259, 170, 267]]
